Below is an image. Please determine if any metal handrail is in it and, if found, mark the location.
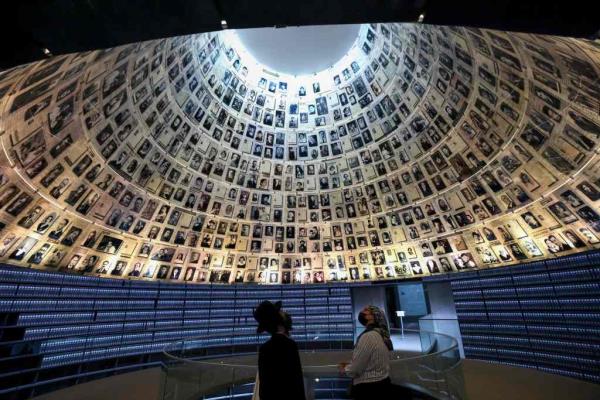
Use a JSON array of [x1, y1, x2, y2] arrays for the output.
[[162, 328, 459, 368], [160, 329, 465, 400]]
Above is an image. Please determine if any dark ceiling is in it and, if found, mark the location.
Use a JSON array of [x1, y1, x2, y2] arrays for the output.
[[1, 0, 598, 70]]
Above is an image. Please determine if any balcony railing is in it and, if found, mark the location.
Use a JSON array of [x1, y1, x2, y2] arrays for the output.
[[161, 328, 465, 400]]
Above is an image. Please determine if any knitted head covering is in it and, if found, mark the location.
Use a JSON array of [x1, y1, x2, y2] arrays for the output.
[[364, 305, 393, 351]]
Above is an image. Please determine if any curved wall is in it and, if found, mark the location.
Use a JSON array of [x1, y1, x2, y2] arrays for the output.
[[0, 264, 353, 399], [1, 250, 599, 399], [427, 250, 600, 383], [0, 24, 600, 284]]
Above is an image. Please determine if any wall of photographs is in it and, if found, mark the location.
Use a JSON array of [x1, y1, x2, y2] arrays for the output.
[[0, 23, 600, 285]]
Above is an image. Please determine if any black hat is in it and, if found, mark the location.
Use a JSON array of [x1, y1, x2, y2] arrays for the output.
[[253, 300, 282, 333]]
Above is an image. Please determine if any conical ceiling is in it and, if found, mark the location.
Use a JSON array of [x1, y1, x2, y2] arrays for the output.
[[0, 23, 600, 284]]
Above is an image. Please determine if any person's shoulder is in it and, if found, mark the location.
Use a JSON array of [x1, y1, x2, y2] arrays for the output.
[[359, 330, 381, 342], [274, 333, 294, 343], [284, 335, 299, 349], [259, 337, 275, 352], [273, 334, 299, 348], [362, 330, 380, 337]]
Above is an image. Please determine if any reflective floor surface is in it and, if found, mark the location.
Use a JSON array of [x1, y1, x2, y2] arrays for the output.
[[32, 359, 600, 400]]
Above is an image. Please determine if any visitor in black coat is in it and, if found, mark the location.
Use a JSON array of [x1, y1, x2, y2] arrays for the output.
[[253, 300, 305, 400]]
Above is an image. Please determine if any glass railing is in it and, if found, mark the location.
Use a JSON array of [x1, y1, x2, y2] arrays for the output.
[[161, 328, 465, 400], [418, 315, 464, 358]]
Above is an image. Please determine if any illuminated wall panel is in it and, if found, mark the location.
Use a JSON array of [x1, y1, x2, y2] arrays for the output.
[[427, 251, 600, 382], [0, 264, 353, 398]]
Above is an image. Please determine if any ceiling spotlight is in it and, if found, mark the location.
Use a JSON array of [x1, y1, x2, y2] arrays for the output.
[[42, 48, 52, 56], [221, 20, 228, 29], [418, 13, 425, 23]]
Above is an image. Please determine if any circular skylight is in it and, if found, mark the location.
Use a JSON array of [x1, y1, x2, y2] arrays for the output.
[[235, 24, 362, 76]]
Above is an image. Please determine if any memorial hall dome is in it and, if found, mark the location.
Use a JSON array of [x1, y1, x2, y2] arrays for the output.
[[1, 22, 600, 284]]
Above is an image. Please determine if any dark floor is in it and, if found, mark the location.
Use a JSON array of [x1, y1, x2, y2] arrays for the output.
[[32, 359, 600, 400]]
